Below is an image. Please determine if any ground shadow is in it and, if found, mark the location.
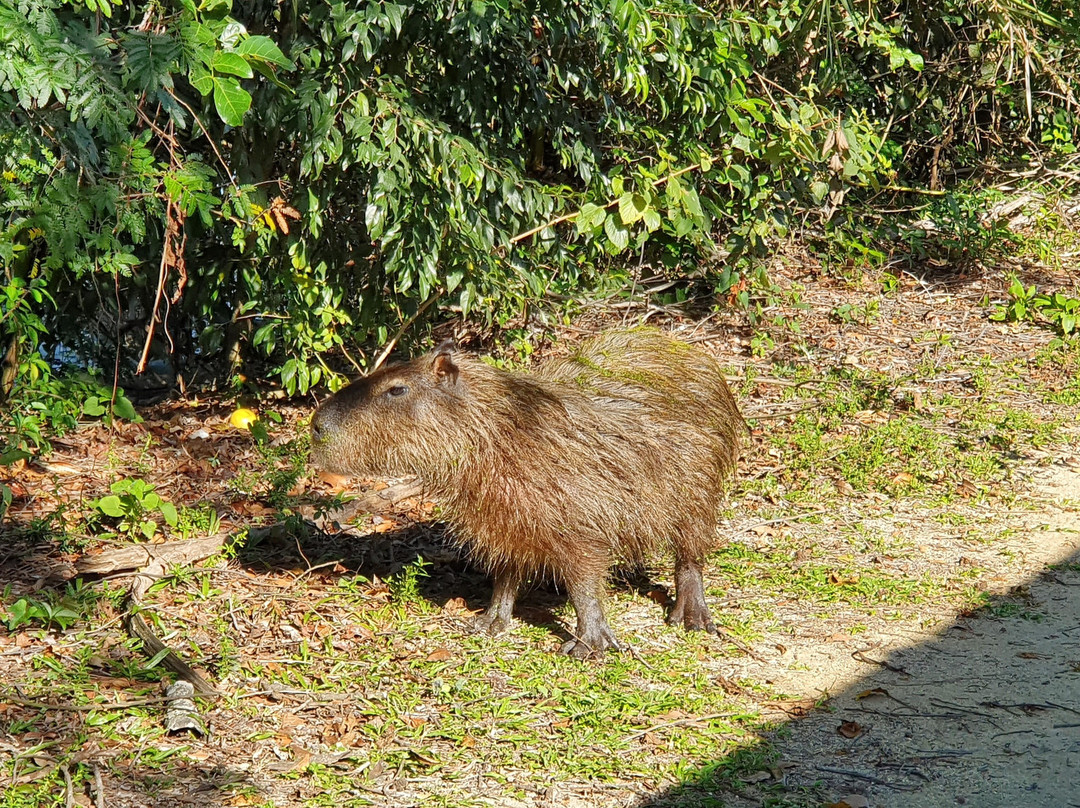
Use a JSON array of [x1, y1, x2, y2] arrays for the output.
[[637, 546, 1080, 808], [235, 511, 583, 643], [234, 504, 676, 649]]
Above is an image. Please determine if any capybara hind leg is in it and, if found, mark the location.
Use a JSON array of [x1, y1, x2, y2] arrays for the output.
[[474, 571, 520, 636], [668, 556, 717, 634], [559, 582, 622, 659]]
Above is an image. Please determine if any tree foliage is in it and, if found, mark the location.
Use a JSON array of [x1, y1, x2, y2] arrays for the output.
[[1, 0, 1079, 399]]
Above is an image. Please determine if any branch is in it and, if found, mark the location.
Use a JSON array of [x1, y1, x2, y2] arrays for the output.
[[508, 161, 705, 246], [371, 290, 442, 372]]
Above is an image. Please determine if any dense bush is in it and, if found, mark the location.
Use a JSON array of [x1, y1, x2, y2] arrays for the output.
[[1, 0, 1078, 401]]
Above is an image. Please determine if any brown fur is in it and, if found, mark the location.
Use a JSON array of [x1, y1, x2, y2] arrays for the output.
[[311, 328, 742, 657]]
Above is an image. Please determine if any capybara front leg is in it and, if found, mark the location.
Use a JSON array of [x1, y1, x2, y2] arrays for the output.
[[668, 556, 717, 634], [474, 570, 520, 635], [560, 582, 622, 659]]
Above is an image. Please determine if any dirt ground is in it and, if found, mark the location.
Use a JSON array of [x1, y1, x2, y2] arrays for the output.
[[3, 256, 1080, 808], [743, 463, 1080, 808]]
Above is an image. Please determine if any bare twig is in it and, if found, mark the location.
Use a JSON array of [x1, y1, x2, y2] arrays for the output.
[[1, 693, 176, 711], [734, 509, 826, 537], [76, 537, 227, 697], [742, 401, 823, 420], [92, 764, 105, 808], [815, 765, 919, 791], [61, 764, 74, 808], [137, 196, 186, 374], [625, 712, 738, 742], [372, 291, 442, 372]]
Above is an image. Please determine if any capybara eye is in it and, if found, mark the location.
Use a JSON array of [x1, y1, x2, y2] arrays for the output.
[[386, 385, 409, 398]]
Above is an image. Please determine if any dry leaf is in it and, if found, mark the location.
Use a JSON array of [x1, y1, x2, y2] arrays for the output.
[[838, 720, 864, 739], [855, 688, 890, 701], [956, 478, 978, 498], [442, 597, 469, 614], [279, 713, 304, 730], [426, 647, 453, 662], [317, 471, 351, 491], [827, 795, 870, 808], [740, 770, 773, 783], [828, 572, 860, 585], [409, 748, 438, 765]]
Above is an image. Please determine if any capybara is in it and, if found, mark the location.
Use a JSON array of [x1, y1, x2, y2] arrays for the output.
[[310, 328, 742, 658]]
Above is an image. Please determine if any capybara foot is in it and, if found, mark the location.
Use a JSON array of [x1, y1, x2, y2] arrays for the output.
[[473, 611, 512, 636], [559, 625, 622, 659], [670, 558, 717, 633], [667, 597, 717, 634]]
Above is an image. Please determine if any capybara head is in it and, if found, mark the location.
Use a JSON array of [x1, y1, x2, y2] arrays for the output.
[[310, 343, 477, 479]]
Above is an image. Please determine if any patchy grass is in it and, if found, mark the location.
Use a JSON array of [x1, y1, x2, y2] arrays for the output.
[[3, 259, 1080, 807]]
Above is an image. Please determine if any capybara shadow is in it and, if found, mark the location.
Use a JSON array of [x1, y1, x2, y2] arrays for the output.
[[236, 518, 588, 643]]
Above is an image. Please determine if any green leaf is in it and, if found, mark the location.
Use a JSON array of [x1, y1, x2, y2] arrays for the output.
[[365, 202, 386, 239], [236, 35, 294, 70], [617, 193, 647, 225], [459, 283, 475, 315], [97, 495, 126, 518], [604, 216, 629, 251], [212, 51, 254, 79], [383, 3, 407, 35], [732, 133, 752, 153], [575, 202, 606, 234], [642, 207, 662, 232], [7, 598, 31, 629], [144, 646, 173, 669], [112, 395, 137, 422], [83, 396, 106, 417], [0, 448, 30, 465], [144, 646, 173, 670], [160, 502, 179, 527], [189, 63, 214, 96], [213, 78, 252, 126], [140, 520, 158, 540], [681, 187, 704, 219]]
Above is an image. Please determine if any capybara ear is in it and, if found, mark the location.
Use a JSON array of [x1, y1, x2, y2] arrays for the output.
[[431, 341, 459, 386]]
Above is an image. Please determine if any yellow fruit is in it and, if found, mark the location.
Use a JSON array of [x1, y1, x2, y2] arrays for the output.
[[229, 407, 259, 428]]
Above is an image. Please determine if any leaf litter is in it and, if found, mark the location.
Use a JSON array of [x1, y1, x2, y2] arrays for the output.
[[1, 256, 1079, 807]]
